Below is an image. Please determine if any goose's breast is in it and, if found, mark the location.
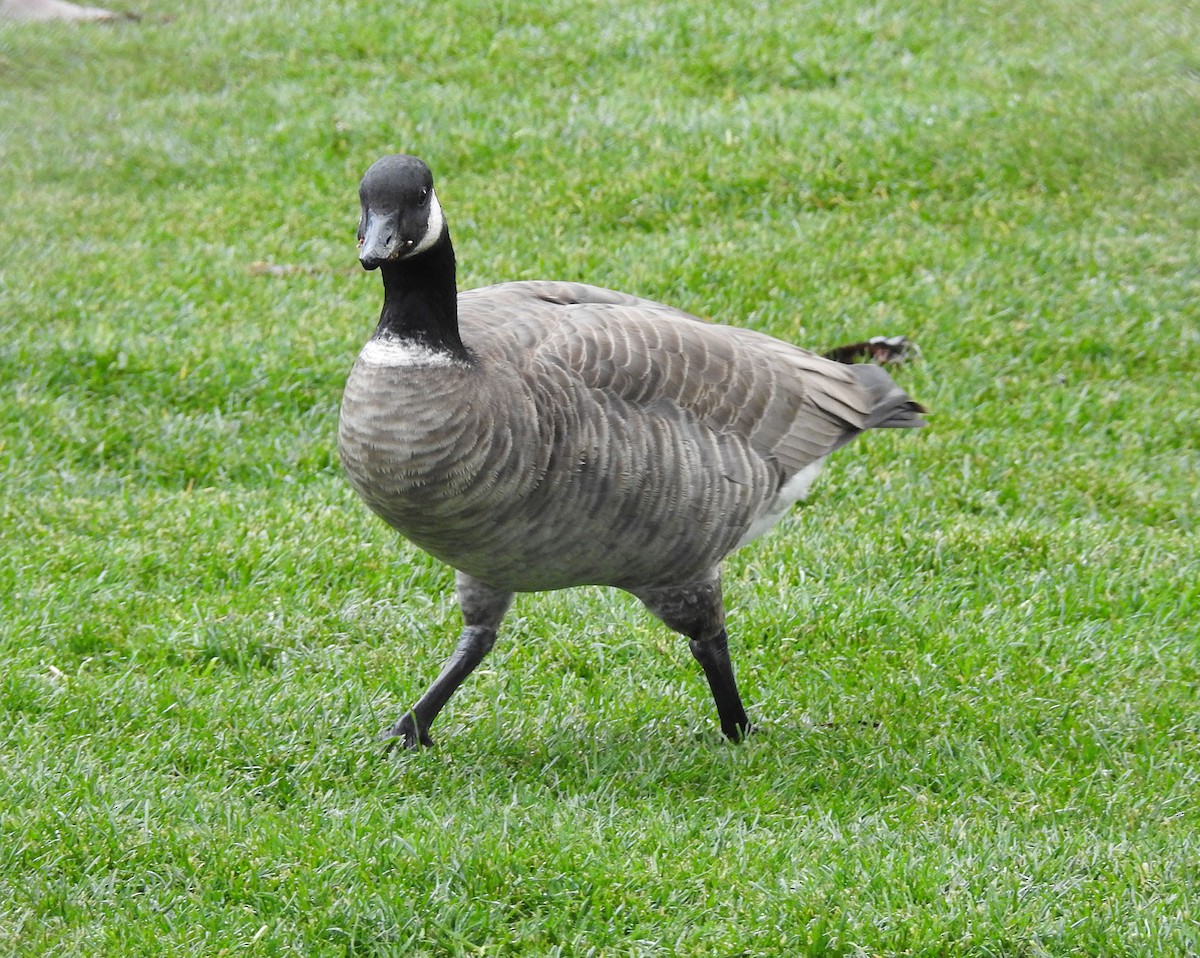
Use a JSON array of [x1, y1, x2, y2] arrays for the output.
[[338, 350, 781, 592], [339, 358, 522, 540]]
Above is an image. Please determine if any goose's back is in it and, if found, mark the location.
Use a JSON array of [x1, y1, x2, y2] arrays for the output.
[[339, 281, 920, 592]]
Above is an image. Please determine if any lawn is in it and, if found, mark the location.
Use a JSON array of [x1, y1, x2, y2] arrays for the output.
[[2, 0, 1198, 954]]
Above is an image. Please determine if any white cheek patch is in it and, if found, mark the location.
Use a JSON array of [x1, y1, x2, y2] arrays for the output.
[[357, 336, 465, 368], [408, 190, 444, 257]]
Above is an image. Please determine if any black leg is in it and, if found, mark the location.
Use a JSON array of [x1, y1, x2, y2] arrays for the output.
[[688, 628, 752, 741], [383, 573, 513, 750], [385, 625, 496, 749], [632, 570, 754, 742]]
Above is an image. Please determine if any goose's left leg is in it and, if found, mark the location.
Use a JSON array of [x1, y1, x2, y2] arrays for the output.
[[632, 571, 753, 741]]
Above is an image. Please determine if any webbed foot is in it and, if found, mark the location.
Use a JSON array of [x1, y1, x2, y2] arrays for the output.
[[381, 712, 434, 752]]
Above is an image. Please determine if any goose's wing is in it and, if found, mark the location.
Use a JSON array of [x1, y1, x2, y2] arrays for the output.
[[460, 281, 923, 477]]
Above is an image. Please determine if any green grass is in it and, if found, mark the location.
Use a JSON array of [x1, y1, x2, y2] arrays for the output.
[[2, 0, 1199, 954]]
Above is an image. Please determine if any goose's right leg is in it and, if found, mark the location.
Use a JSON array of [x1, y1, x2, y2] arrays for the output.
[[384, 572, 513, 750], [632, 571, 753, 742]]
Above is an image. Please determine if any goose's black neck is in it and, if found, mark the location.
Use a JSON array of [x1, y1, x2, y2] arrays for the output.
[[374, 232, 470, 361]]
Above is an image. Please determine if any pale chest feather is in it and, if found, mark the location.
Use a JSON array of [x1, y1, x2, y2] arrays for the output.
[[338, 355, 518, 521]]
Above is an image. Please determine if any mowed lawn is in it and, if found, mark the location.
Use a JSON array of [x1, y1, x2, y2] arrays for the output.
[[2, 0, 1198, 954]]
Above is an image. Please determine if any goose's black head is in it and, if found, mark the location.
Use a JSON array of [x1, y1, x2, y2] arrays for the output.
[[357, 154, 446, 270]]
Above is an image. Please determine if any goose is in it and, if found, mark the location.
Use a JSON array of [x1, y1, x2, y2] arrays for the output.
[[338, 154, 926, 749]]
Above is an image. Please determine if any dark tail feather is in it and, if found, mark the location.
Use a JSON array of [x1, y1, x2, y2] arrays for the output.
[[823, 335, 917, 366]]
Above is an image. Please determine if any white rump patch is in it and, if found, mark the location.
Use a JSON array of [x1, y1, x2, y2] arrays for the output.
[[735, 458, 825, 548], [356, 336, 463, 368], [408, 190, 444, 257]]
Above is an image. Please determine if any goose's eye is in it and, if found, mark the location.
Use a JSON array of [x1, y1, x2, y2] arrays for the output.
[[420, 188, 430, 204]]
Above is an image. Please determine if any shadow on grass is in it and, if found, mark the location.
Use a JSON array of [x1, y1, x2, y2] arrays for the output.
[[373, 713, 937, 816]]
